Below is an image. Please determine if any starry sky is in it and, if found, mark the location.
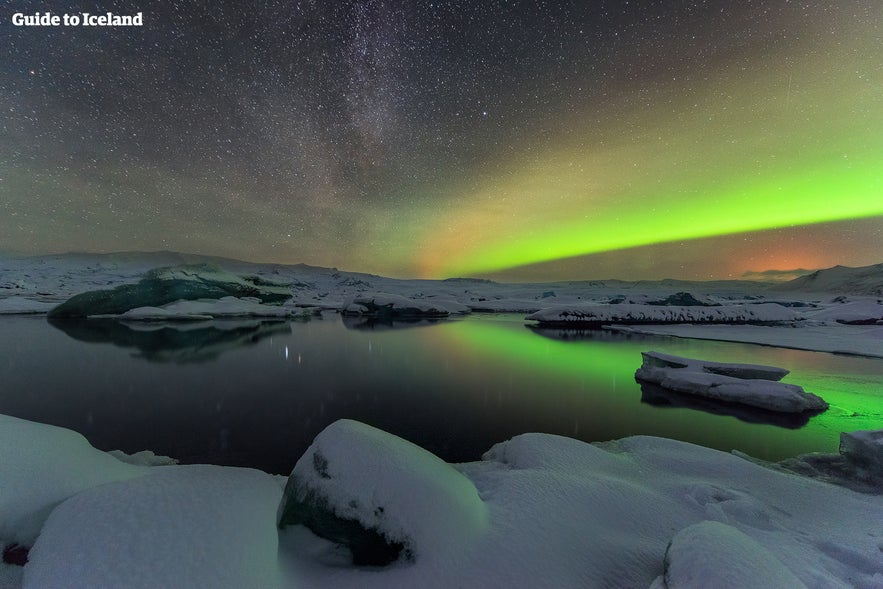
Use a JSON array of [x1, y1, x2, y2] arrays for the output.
[[2, 0, 881, 280]]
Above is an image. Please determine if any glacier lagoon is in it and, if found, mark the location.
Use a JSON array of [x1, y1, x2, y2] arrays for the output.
[[1, 313, 881, 474]]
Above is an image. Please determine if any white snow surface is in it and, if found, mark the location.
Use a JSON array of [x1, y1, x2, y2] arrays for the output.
[[527, 302, 801, 325], [0, 415, 146, 546], [635, 351, 827, 413], [25, 465, 282, 589], [804, 299, 883, 324], [660, 520, 808, 588], [4, 416, 883, 589]]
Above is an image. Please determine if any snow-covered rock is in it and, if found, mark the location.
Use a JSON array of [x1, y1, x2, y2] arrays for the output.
[[341, 294, 451, 318], [646, 292, 719, 307], [839, 429, 883, 476], [777, 429, 883, 493], [635, 351, 827, 414], [277, 420, 488, 565], [660, 520, 807, 588], [48, 264, 292, 319], [526, 303, 800, 327]]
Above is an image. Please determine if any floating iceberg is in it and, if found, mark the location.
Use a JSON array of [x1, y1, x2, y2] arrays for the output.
[[635, 351, 828, 414], [48, 264, 292, 319]]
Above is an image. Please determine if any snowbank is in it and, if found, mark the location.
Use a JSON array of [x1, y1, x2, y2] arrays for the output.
[[635, 351, 827, 413], [527, 302, 800, 327], [805, 299, 883, 325], [25, 466, 281, 589], [659, 520, 807, 588], [4, 416, 883, 589], [0, 415, 146, 547]]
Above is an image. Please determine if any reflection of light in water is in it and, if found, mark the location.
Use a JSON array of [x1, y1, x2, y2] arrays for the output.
[[284, 345, 289, 360]]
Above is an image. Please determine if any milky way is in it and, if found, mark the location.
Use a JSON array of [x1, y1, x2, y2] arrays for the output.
[[2, 1, 881, 279]]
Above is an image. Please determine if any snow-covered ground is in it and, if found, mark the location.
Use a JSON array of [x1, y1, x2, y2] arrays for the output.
[[2, 416, 882, 589], [610, 324, 883, 359]]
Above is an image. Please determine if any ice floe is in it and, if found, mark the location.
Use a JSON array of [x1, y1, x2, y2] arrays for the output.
[[635, 351, 828, 414]]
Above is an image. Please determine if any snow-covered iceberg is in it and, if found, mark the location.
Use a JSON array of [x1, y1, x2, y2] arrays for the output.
[[526, 302, 800, 327], [635, 351, 828, 414], [47, 264, 292, 319], [341, 293, 455, 318]]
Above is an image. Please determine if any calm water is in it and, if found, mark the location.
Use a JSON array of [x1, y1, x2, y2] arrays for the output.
[[1, 313, 881, 474]]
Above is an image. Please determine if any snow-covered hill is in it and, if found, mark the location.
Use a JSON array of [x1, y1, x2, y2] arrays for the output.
[[773, 263, 883, 296]]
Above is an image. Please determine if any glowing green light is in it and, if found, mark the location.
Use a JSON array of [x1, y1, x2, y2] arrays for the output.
[[438, 157, 882, 277]]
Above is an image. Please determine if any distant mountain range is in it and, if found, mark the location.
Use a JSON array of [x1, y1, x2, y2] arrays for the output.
[[4, 251, 882, 296], [773, 263, 883, 296]]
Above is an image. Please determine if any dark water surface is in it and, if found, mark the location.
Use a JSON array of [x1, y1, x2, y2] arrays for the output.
[[1, 314, 881, 474]]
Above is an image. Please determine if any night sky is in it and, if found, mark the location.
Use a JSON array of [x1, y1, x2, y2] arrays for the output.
[[2, 1, 881, 280]]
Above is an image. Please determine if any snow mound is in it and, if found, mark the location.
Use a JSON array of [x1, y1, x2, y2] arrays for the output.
[[0, 415, 146, 547], [635, 351, 827, 413], [48, 264, 292, 319], [277, 419, 488, 565], [661, 520, 807, 588], [25, 465, 281, 589], [527, 302, 799, 326], [341, 294, 451, 318]]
